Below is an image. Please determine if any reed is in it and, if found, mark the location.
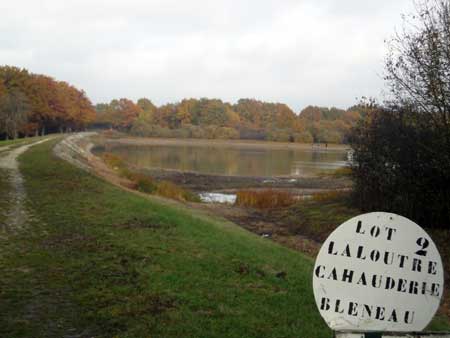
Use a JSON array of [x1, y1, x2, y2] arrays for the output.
[[311, 190, 348, 202], [156, 180, 200, 202], [331, 167, 352, 177], [235, 189, 295, 209], [101, 152, 125, 170]]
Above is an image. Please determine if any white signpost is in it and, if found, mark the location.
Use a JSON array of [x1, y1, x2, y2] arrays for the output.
[[312, 212, 445, 336]]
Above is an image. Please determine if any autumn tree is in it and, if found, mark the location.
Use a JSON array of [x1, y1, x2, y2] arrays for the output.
[[385, 0, 450, 132], [0, 65, 95, 139], [128, 98, 157, 134], [115, 99, 142, 130], [0, 89, 29, 139], [350, 0, 450, 228], [137, 98, 157, 114]]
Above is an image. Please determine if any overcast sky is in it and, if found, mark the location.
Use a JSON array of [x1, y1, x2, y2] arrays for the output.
[[0, 0, 415, 111]]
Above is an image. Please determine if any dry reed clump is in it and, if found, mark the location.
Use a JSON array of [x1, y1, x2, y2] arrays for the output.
[[134, 175, 157, 194], [235, 189, 295, 209], [101, 152, 126, 170], [331, 167, 352, 177], [156, 181, 200, 202], [118, 169, 156, 193], [311, 190, 348, 202]]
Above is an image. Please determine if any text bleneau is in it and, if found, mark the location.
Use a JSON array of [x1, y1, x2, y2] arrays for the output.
[[320, 297, 415, 325]]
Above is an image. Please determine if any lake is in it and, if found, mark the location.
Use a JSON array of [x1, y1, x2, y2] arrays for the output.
[[96, 142, 349, 177]]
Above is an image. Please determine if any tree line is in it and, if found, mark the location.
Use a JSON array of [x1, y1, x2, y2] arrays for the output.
[[0, 66, 95, 139], [0, 65, 364, 144], [94, 98, 364, 144]]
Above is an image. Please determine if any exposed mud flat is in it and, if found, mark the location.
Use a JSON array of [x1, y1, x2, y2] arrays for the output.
[[192, 201, 323, 257], [137, 166, 352, 193]]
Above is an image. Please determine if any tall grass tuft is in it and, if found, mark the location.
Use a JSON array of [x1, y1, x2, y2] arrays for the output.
[[101, 152, 125, 170], [156, 181, 200, 202], [235, 189, 295, 209], [330, 167, 352, 178], [311, 190, 349, 202]]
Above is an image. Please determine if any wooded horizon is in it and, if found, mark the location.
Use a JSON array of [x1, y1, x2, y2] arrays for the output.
[[1, 65, 364, 144]]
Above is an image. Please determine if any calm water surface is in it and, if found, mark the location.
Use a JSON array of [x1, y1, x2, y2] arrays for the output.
[[98, 144, 349, 177]]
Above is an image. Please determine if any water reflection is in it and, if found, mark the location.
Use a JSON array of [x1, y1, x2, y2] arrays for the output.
[[98, 144, 348, 177]]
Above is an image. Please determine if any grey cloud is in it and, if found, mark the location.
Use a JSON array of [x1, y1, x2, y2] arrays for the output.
[[0, 0, 415, 111]]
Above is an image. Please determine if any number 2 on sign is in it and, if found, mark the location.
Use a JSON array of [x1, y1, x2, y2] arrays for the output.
[[415, 237, 430, 256]]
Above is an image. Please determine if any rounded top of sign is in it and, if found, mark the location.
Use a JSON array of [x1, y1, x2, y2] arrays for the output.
[[313, 212, 444, 333]]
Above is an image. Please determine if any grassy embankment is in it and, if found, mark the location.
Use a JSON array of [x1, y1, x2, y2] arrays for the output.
[[0, 139, 331, 338]]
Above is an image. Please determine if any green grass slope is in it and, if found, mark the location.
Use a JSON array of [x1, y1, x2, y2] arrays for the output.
[[0, 139, 331, 337]]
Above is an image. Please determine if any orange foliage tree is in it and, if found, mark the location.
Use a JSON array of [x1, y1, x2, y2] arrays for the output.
[[0, 65, 95, 139]]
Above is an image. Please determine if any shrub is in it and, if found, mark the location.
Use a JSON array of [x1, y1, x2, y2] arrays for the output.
[[156, 180, 200, 202], [215, 127, 239, 140], [171, 128, 191, 139], [118, 167, 135, 180], [101, 152, 125, 170], [204, 125, 218, 139], [317, 129, 343, 144], [235, 190, 295, 209], [135, 175, 157, 194], [267, 129, 292, 142], [187, 124, 207, 139], [293, 131, 313, 144], [156, 181, 184, 200], [183, 190, 201, 203], [350, 107, 450, 228], [238, 128, 268, 140], [117, 169, 157, 193]]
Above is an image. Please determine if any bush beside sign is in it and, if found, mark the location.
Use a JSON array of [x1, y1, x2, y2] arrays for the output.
[[313, 212, 444, 332]]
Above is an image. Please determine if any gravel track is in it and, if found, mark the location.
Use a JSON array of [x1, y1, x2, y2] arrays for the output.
[[0, 138, 51, 232]]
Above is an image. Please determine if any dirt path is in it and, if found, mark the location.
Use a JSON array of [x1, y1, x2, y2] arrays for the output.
[[0, 145, 12, 152], [0, 138, 52, 232]]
